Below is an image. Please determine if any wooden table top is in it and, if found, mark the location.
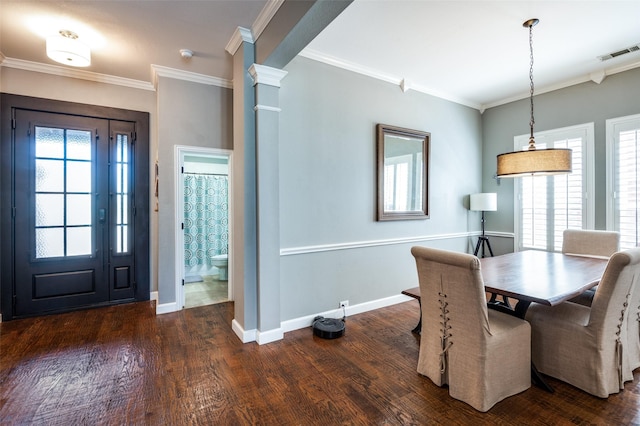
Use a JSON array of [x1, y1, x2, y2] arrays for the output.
[[481, 250, 608, 306]]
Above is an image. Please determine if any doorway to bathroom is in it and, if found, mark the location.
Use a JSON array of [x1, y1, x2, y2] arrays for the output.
[[175, 146, 232, 310]]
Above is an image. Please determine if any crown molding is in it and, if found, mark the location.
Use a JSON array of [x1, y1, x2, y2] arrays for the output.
[[225, 0, 284, 56], [1, 57, 233, 92], [299, 48, 481, 110], [252, 0, 285, 41], [300, 48, 398, 84], [609, 59, 640, 76], [590, 70, 607, 85], [225, 27, 255, 56], [481, 59, 640, 111], [0, 57, 155, 91], [248, 64, 287, 87], [150, 64, 232, 90], [300, 48, 640, 113]]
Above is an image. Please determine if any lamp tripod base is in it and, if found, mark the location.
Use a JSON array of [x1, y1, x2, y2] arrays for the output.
[[474, 236, 494, 258]]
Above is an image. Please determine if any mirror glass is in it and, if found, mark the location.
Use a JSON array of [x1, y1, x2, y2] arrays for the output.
[[377, 124, 430, 221]]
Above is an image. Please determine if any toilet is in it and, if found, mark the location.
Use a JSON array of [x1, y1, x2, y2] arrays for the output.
[[211, 254, 228, 281]]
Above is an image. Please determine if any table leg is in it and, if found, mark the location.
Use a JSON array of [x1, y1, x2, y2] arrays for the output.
[[401, 288, 422, 334], [488, 292, 512, 309], [532, 364, 554, 393], [412, 300, 422, 334], [514, 300, 531, 319]]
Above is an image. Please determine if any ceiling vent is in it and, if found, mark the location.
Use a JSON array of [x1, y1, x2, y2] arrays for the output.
[[598, 44, 640, 61]]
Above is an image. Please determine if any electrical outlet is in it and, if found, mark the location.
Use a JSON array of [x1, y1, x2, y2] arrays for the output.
[[339, 300, 349, 308]]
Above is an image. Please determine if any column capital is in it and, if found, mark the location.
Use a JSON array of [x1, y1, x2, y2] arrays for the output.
[[248, 64, 288, 88], [225, 27, 255, 55]]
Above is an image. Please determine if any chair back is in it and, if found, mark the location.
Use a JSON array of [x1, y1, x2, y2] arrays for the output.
[[562, 229, 620, 258], [588, 248, 640, 338], [411, 246, 490, 384], [624, 255, 640, 380]]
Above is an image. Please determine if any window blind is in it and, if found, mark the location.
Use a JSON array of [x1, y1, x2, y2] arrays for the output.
[[514, 123, 594, 252], [608, 114, 640, 249]]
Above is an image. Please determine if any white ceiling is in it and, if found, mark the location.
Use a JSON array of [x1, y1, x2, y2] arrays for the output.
[[303, 0, 640, 109], [0, 0, 270, 85], [2, 1, 640, 111]]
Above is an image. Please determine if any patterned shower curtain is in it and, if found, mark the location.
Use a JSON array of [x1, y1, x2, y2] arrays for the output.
[[184, 174, 228, 276]]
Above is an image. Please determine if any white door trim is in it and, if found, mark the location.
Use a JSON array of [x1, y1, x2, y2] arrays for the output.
[[174, 145, 233, 310]]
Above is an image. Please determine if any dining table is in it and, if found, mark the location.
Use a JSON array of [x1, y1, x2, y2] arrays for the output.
[[482, 250, 610, 391], [403, 250, 609, 329], [481, 250, 608, 319]]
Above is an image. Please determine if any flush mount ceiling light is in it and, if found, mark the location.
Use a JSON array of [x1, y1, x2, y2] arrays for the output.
[[46, 30, 91, 67], [496, 19, 572, 178]]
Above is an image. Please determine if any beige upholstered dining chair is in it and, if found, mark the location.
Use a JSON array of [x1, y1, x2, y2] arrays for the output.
[[625, 273, 640, 383], [560, 229, 640, 380], [562, 229, 620, 259], [411, 246, 531, 412], [563, 229, 620, 306], [526, 247, 640, 398]]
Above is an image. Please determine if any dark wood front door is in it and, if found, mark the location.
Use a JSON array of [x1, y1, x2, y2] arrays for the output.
[[1, 94, 149, 320]]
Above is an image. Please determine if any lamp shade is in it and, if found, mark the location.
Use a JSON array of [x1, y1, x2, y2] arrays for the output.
[[496, 148, 572, 178], [46, 32, 91, 67], [470, 193, 497, 211]]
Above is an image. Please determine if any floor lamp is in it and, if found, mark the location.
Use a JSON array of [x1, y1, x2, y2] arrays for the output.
[[470, 193, 497, 258]]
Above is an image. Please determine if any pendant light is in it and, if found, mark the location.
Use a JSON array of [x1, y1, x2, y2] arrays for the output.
[[46, 30, 91, 67], [496, 19, 571, 178]]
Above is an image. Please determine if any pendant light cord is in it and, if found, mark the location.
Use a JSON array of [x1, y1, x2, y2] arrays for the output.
[[527, 22, 536, 150]]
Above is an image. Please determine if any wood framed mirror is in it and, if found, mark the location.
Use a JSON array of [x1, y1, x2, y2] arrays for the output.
[[376, 124, 430, 221]]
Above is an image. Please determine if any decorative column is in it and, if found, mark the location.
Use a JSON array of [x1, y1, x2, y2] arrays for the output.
[[227, 27, 258, 342], [249, 63, 288, 344]]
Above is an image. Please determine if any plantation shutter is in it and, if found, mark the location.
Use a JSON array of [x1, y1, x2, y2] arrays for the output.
[[515, 123, 594, 252], [608, 114, 640, 249]]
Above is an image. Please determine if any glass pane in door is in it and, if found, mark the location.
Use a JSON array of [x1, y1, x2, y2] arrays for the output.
[[35, 194, 64, 226], [67, 129, 92, 160], [35, 159, 64, 192], [34, 126, 93, 258], [35, 228, 64, 258], [115, 134, 129, 254], [67, 227, 92, 256]]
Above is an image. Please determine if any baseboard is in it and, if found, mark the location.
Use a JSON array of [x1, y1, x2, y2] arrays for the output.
[[256, 327, 284, 345], [156, 301, 180, 315], [150, 291, 158, 301], [187, 294, 413, 344], [281, 293, 413, 334], [232, 319, 257, 343]]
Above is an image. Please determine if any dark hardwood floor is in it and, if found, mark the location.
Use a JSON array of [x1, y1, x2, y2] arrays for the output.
[[1, 300, 640, 425]]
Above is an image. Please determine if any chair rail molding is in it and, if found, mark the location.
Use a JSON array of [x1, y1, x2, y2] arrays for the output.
[[280, 231, 515, 256]]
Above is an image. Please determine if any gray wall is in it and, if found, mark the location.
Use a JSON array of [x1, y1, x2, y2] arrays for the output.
[[483, 67, 640, 235], [278, 56, 483, 320], [9, 49, 638, 330], [156, 76, 232, 304]]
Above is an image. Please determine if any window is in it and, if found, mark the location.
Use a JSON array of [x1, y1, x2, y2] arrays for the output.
[[606, 114, 640, 250], [384, 154, 421, 211], [514, 123, 594, 252]]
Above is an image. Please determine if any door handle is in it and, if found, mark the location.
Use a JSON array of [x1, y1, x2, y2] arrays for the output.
[[99, 208, 106, 223]]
